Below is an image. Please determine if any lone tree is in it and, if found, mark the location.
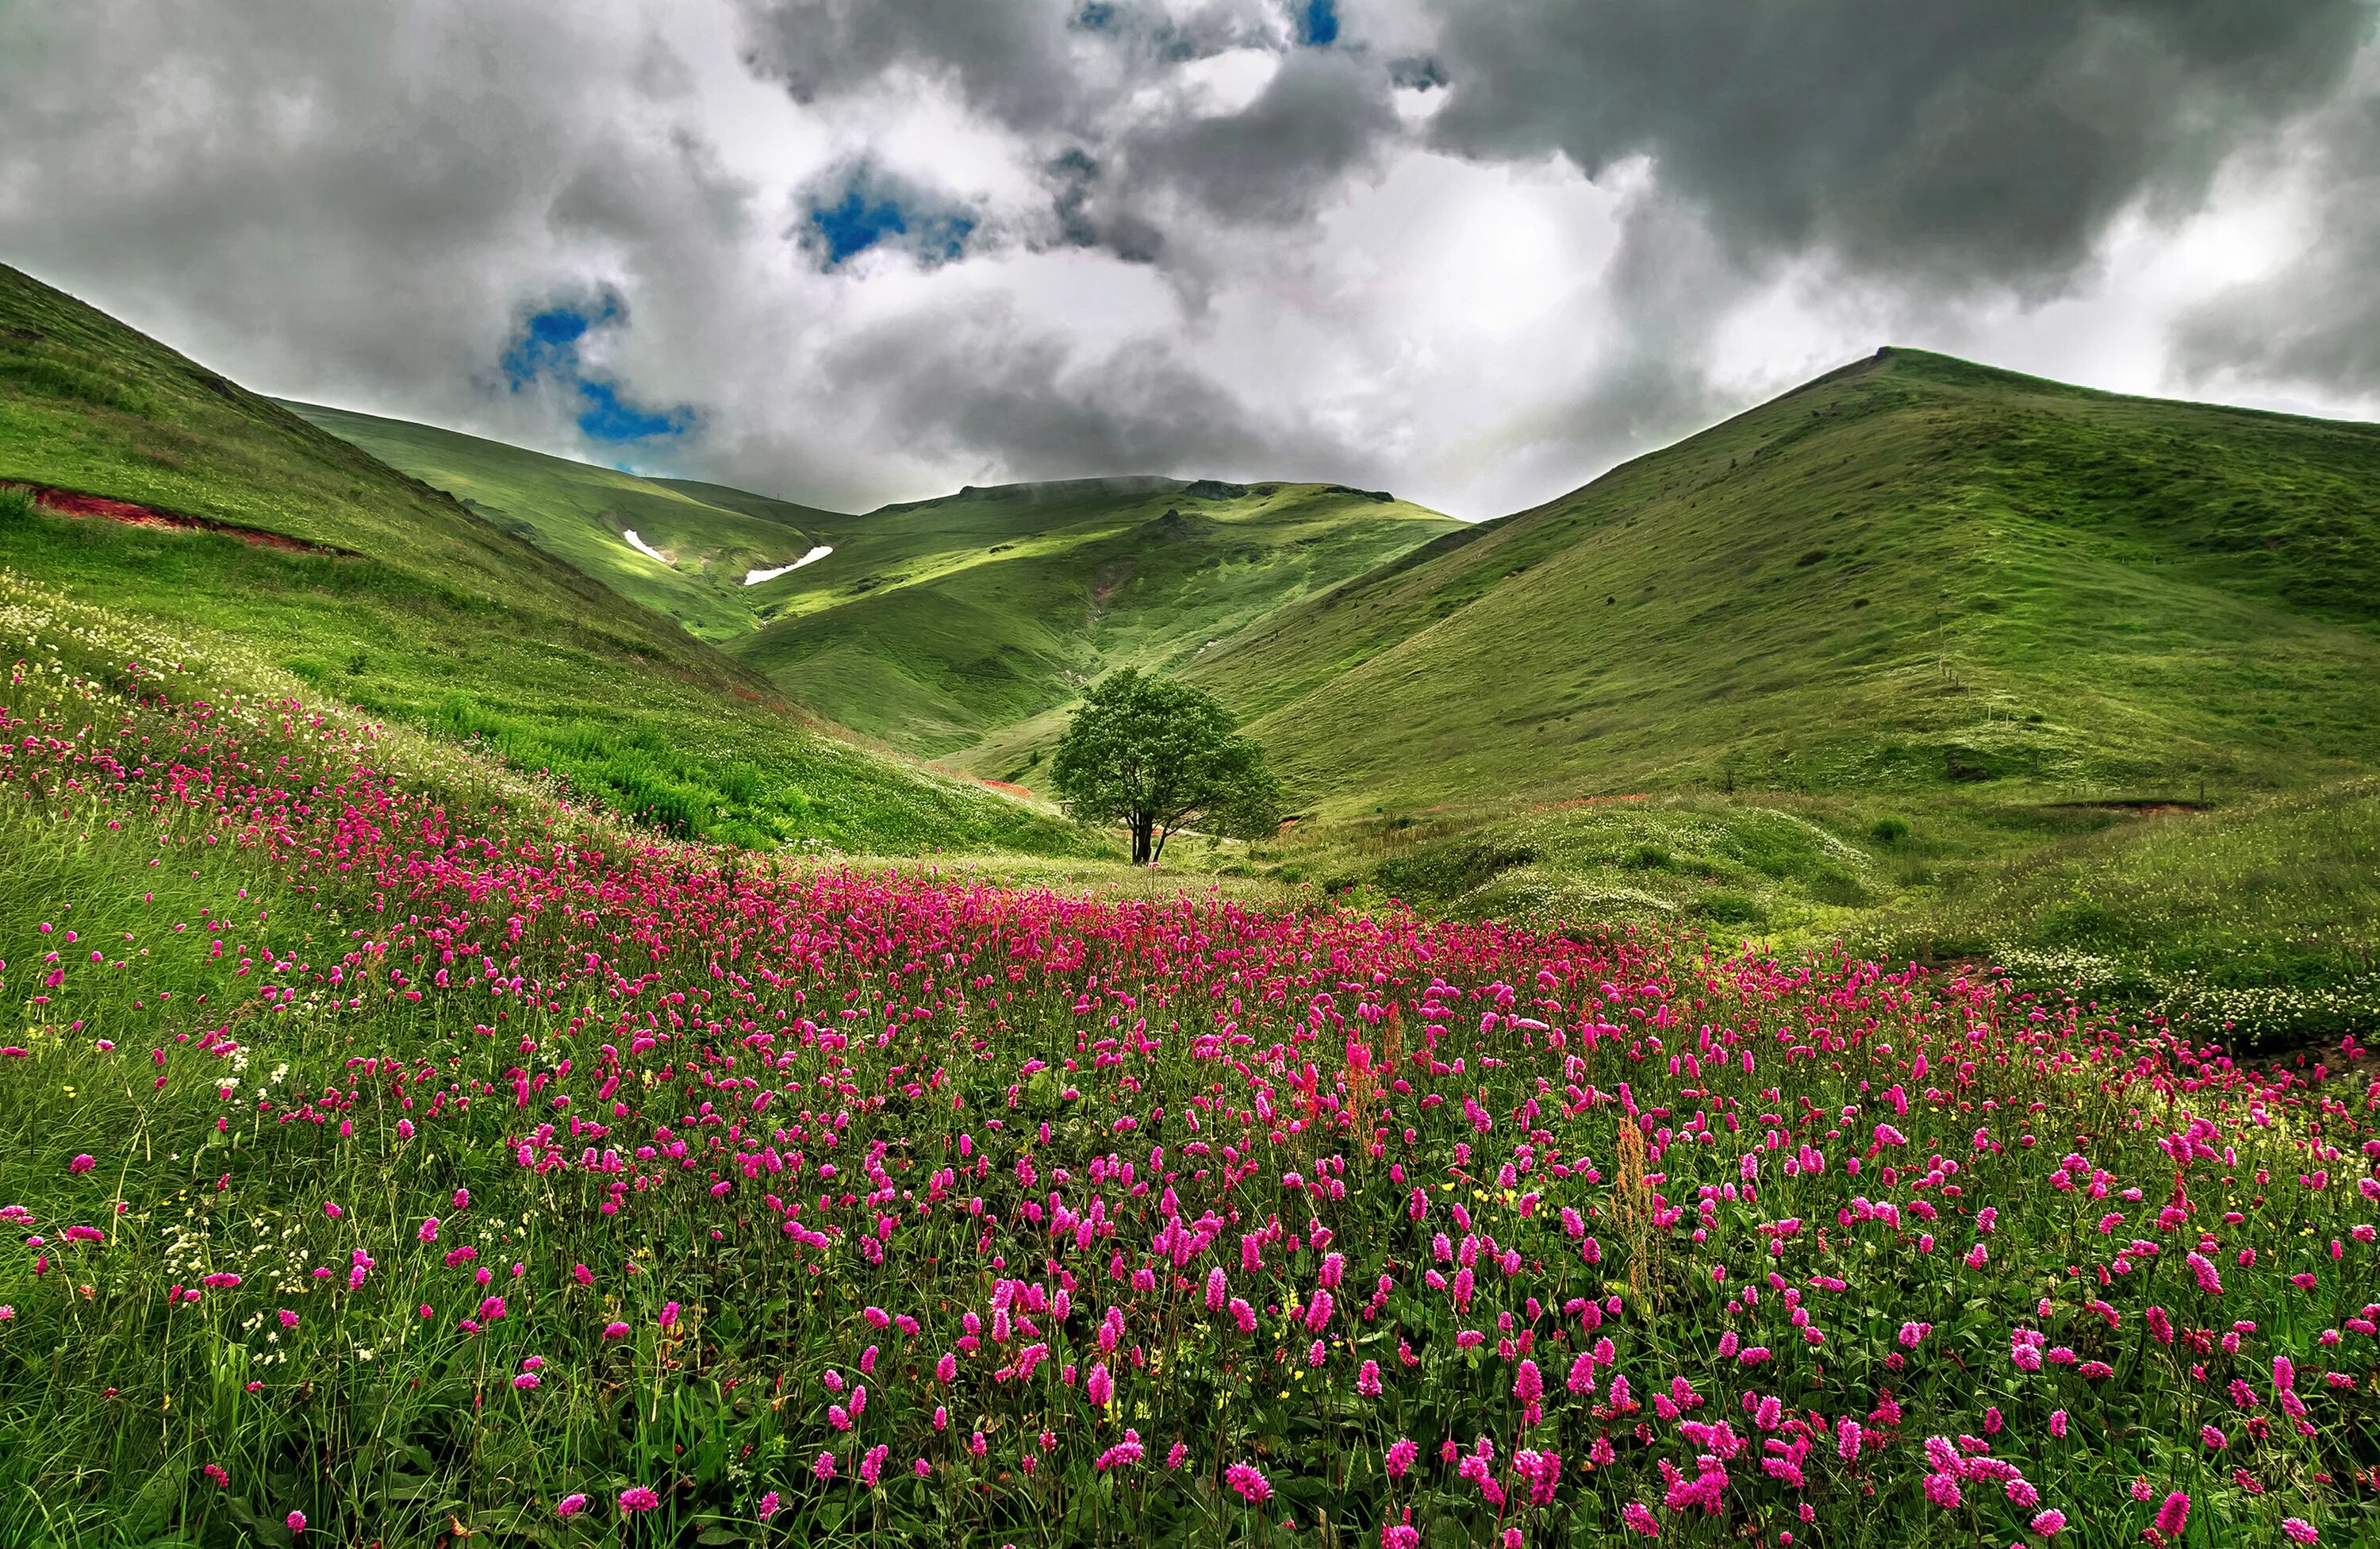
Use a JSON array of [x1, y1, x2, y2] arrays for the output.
[[1050, 668, 1283, 865]]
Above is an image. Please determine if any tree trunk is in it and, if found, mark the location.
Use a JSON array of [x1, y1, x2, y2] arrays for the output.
[[1131, 816, 1153, 865]]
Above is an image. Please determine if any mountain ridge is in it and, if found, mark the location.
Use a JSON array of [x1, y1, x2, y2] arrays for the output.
[[1180, 344, 2380, 811]]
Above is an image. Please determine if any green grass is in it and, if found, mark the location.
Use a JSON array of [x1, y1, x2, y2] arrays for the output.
[[719, 480, 1459, 759], [1188, 348, 2380, 813], [292, 411, 1462, 767], [278, 402, 843, 643], [1251, 778, 2380, 1051], [0, 262, 1092, 859], [3, 609, 2373, 1546], [1887, 777, 2380, 1049]]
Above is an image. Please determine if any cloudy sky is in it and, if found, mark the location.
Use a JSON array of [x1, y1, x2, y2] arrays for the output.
[[4, 0, 2378, 520]]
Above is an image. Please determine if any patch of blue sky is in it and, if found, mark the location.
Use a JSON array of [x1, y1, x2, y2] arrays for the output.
[[498, 293, 692, 446], [574, 381, 693, 444], [803, 166, 977, 269]]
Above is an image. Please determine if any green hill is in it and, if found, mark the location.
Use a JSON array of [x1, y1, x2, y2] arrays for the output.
[[278, 401, 844, 642], [283, 409, 1463, 764], [723, 479, 1462, 757], [0, 262, 1085, 856], [1188, 347, 2380, 813]]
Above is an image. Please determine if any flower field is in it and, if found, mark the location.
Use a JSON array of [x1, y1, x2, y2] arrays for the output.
[[2, 582, 2377, 1548]]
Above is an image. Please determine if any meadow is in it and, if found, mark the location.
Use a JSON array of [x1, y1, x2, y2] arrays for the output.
[[2, 578, 2374, 1549]]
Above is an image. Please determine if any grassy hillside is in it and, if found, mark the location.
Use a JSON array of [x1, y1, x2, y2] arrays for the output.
[[720, 478, 1461, 757], [278, 401, 843, 642], [1191, 348, 2380, 813], [287, 408, 1464, 763], [0, 262, 1088, 856]]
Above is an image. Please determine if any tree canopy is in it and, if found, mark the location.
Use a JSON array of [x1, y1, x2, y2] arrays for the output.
[[1048, 668, 1283, 865]]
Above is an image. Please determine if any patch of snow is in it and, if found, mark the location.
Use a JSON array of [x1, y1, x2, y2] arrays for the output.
[[743, 545, 835, 586], [622, 529, 672, 566]]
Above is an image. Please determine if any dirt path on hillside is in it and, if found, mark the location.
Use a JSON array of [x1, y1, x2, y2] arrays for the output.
[[11, 482, 348, 555]]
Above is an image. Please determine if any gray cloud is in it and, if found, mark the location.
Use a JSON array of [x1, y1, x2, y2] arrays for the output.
[[820, 295, 1342, 479], [735, 0, 1410, 253], [2173, 85, 2380, 393], [1123, 51, 1400, 223], [1428, 0, 2377, 292], [736, 0, 1083, 130]]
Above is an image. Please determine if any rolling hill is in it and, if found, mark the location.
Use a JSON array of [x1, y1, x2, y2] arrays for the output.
[[0, 262, 1086, 855], [1185, 348, 2380, 813], [724, 479, 1461, 756], [278, 400, 843, 642], [279, 403, 1463, 761]]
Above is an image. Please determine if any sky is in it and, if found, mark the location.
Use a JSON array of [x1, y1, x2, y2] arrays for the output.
[[3, 0, 2378, 521]]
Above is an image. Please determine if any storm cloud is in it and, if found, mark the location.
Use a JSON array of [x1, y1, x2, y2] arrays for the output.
[[2173, 52, 2380, 399], [1427, 1, 2376, 291], [1, 0, 2376, 521]]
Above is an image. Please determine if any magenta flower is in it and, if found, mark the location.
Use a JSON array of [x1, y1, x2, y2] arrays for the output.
[[757, 1491, 781, 1520], [556, 1494, 588, 1518], [2155, 1492, 2191, 1537], [1224, 1462, 1272, 1504], [1385, 1437, 1418, 1478], [2030, 1509, 2066, 1536], [1087, 1361, 1113, 1405], [68, 1154, 94, 1174], [814, 1451, 837, 1482], [1621, 1501, 1660, 1537], [620, 1486, 660, 1512], [602, 1320, 629, 1340], [1094, 1431, 1146, 1471], [2281, 1519, 2319, 1544]]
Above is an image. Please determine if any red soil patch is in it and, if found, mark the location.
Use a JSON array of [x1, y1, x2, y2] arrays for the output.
[[13, 483, 343, 555]]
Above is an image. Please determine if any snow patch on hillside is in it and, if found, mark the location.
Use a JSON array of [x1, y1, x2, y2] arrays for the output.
[[744, 546, 835, 586]]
